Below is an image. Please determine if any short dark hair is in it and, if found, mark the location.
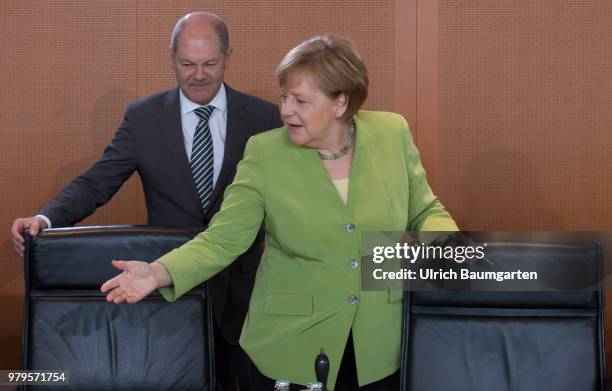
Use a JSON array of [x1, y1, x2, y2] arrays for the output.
[[276, 35, 369, 122], [170, 13, 230, 54]]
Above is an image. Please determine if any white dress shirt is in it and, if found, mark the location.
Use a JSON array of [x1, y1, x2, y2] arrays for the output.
[[179, 84, 227, 187]]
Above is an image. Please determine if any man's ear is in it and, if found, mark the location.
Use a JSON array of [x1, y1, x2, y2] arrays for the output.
[[169, 47, 176, 69], [224, 47, 233, 70]]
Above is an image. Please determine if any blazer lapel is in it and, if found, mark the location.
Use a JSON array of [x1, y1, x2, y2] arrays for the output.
[[205, 85, 250, 217], [346, 113, 399, 227], [158, 88, 203, 215]]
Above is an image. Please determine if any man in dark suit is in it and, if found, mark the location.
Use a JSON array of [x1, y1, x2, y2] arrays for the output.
[[10, 12, 281, 390]]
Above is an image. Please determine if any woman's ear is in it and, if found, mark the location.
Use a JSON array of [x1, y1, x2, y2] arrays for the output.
[[334, 93, 348, 119]]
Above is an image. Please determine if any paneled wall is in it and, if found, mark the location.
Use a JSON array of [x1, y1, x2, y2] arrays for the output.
[[2, 0, 611, 374], [435, 0, 612, 230]]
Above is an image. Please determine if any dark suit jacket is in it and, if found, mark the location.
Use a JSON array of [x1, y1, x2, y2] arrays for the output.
[[39, 84, 282, 343]]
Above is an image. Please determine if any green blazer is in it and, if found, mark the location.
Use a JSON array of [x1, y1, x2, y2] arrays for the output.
[[158, 111, 458, 389]]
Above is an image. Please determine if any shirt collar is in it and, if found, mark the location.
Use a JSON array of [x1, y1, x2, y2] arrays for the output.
[[179, 83, 227, 116]]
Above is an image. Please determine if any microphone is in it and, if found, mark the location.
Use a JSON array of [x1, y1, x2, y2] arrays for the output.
[[314, 347, 329, 390]]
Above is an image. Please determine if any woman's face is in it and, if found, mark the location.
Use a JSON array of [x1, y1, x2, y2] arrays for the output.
[[280, 74, 347, 149]]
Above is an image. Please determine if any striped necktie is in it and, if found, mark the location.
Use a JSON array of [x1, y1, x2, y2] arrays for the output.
[[191, 105, 215, 210]]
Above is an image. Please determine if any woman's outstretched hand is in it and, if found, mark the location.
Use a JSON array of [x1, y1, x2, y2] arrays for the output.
[[100, 260, 171, 304]]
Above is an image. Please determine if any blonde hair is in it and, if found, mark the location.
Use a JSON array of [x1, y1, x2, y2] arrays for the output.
[[276, 35, 369, 122]]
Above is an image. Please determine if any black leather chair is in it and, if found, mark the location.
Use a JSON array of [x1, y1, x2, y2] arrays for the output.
[[21, 226, 214, 391], [400, 241, 605, 391]]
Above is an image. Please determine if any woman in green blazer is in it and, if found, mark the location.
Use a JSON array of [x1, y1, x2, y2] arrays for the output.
[[102, 35, 458, 390]]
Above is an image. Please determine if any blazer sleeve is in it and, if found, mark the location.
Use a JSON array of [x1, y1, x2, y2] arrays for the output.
[[402, 118, 459, 232], [38, 108, 138, 227], [158, 136, 266, 301]]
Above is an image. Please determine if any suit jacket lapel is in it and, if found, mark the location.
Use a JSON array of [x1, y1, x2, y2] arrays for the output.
[[205, 85, 250, 218], [159, 88, 203, 216]]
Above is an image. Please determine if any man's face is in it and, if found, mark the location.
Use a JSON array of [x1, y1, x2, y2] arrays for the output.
[[171, 31, 230, 105]]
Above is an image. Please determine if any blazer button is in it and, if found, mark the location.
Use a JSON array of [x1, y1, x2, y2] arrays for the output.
[[349, 259, 359, 269], [345, 223, 355, 232], [347, 295, 358, 305]]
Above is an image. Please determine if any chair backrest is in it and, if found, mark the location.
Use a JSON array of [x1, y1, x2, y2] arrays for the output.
[[21, 226, 214, 391], [400, 241, 605, 391]]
